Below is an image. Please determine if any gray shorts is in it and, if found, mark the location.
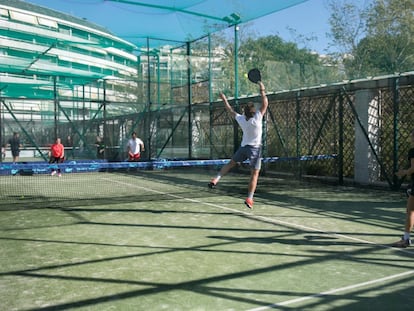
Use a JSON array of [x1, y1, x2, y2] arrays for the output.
[[232, 145, 262, 170]]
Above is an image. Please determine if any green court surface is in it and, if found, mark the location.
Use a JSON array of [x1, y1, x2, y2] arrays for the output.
[[1, 169, 414, 310]]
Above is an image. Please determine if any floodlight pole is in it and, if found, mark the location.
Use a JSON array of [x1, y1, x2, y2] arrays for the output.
[[187, 41, 193, 159], [233, 24, 239, 153], [53, 76, 58, 139], [103, 79, 107, 160], [208, 34, 213, 159], [234, 25, 239, 100], [146, 37, 151, 160]]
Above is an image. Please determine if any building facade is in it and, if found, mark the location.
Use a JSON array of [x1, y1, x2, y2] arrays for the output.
[[0, 0, 138, 100]]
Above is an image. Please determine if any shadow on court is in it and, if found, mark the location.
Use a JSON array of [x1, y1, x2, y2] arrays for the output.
[[1, 168, 414, 310]]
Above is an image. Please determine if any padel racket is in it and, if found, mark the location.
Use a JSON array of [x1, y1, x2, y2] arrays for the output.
[[247, 68, 261, 83]]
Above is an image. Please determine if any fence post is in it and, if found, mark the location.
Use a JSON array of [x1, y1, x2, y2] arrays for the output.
[[295, 91, 301, 178], [338, 92, 344, 185], [354, 89, 381, 184], [392, 77, 400, 190]]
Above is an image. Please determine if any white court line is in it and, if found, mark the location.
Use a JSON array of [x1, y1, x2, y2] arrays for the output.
[[105, 177, 414, 310], [246, 270, 414, 311], [105, 177, 413, 252]]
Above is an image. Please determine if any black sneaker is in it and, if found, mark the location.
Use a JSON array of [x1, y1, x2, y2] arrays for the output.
[[391, 238, 411, 248]]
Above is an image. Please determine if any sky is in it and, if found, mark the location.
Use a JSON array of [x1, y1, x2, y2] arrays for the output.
[[22, 0, 333, 53], [249, 0, 332, 53]]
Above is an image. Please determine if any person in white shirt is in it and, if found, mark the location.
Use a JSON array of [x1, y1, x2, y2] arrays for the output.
[[127, 131, 145, 161], [208, 81, 268, 209]]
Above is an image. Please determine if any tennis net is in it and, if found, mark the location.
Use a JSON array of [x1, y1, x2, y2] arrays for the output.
[[0, 155, 337, 208]]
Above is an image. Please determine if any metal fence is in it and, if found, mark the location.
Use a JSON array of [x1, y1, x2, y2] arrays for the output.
[[1, 72, 413, 190]]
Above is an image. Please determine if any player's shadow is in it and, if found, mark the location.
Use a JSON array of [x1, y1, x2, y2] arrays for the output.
[[208, 234, 360, 247]]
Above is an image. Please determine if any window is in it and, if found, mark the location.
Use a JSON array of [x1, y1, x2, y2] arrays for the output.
[[9, 10, 38, 25], [37, 17, 58, 29], [0, 8, 9, 18]]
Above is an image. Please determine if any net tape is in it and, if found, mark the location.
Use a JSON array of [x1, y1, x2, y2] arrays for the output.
[[0, 154, 337, 176]]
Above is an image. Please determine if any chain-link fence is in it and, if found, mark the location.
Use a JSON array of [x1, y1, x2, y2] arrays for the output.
[[1, 73, 413, 190]]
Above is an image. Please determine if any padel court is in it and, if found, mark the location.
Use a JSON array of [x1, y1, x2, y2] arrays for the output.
[[1, 166, 413, 310]]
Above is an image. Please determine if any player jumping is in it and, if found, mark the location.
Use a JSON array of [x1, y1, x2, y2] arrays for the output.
[[208, 81, 268, 209]]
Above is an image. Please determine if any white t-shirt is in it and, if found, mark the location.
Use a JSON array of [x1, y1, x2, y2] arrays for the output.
[[127, 138, 144, 154], [235, 111, 263, 147]]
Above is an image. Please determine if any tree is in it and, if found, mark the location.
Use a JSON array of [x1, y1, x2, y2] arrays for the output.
[[328, 0, 414, 78], [364, 0, 414, 74], [327, 0, 368, 54], [239, 35, 321, 70], [238, 35, 335, 90]]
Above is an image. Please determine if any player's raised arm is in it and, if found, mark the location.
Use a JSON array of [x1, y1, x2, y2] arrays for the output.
[[220, 93, 236, 118], [258, 81, 268, 116]]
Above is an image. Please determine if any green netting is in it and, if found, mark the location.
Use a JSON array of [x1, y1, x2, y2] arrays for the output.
[[16, 0, 309, 47], [0, 0, 311, 99]]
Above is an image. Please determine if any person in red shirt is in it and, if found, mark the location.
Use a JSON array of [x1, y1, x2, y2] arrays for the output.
[[49, 137, 65, 177], [127, 132, 145, 162]]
